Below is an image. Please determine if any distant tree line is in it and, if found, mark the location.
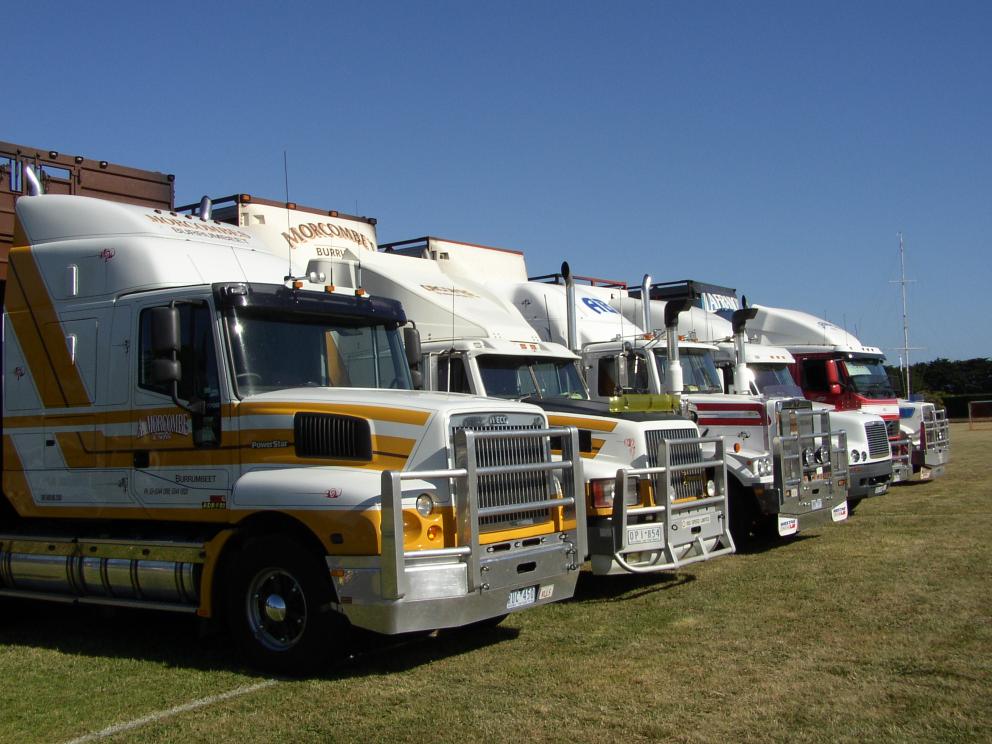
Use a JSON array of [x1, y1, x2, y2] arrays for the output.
[[885, 358, 992, 417]]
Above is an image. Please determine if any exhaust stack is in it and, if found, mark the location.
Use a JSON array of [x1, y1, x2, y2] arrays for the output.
[[562, 262, 579, 354], [198, 196, 213, 221], [731, 297, 759, 395], [640, 274, 652, 332], [663, 298, 692, 395], [24, 165, 44, 196]]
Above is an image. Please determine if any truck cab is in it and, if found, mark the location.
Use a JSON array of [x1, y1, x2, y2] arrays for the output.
[[2, 191, 587, 673], [745, 304, 941, 482], [714, 342, 893, 504]]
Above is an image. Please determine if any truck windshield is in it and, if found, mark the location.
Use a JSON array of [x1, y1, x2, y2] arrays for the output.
[[477, 355, 588, 400], [654, 349, 722, 393], [225, 310, 412, 395], [751, 363, 803, 398], [841, 358, 895, 399]]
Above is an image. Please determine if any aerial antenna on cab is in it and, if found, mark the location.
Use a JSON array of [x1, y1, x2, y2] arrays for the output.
[[284, 150, 292, 280]]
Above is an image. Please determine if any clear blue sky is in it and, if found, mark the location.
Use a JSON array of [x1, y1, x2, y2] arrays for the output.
[[7, 1, 990, 362]]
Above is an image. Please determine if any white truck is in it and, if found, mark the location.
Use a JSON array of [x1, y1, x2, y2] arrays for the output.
[[178, 219, 734, 577], [732, 301, 949, 482], [694, 302, 895, 507], [1, 175, 588, 674], [515, 275, 850, 541]]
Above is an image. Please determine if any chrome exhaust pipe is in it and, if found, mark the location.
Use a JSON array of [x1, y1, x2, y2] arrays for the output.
[[198, 195, 212, 221], [24, 165, 44, 196], [640, 274, 652, 332], [562, 262, 578, 354]]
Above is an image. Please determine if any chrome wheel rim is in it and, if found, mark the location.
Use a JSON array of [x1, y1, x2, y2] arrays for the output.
[[246, 568, 308, 651]]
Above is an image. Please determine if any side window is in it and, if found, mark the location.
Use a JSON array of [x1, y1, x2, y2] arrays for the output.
[[438, 355, 470, 393], [627, 353, 649, 392], [139, 303, 220, 404], [597, 357, 617, 396], [802, 360, 827, 392]]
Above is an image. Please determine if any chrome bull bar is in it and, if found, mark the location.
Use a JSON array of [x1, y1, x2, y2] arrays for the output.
[[610, 436, 733, 573], [379, 426, 586, 601], [891, 434, 913, 481], [924, 409, 950, 456], [774, 409, 849, 510]]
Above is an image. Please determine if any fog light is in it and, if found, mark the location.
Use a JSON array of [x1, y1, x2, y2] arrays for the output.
[[861, 450, 868, 462], [815, 445, 828, 464], [705, 480, 716, 497], [850, 449, 860, 463], [416, 493, 434, 517], [802, 447, 814, 467]]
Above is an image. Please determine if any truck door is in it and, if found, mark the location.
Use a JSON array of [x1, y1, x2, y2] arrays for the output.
[[800, 359, 831, 405], [129, 298, 231, 511]]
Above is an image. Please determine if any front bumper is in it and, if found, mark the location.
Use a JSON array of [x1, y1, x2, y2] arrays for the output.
[[849, 459, 893, 499], [328, 538, 580, 634], [755, 485, 848, 536], [914, 446, 949, 479]]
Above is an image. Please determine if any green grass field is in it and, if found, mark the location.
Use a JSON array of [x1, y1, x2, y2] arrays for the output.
[[2, 423, 990, 743]]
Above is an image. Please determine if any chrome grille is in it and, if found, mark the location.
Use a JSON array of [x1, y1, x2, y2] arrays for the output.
[[865, 420, 889, 458], [646, 427, 705, 501], [451, 419, 550, 531]]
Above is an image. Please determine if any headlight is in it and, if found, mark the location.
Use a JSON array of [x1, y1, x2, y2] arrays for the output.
[[850, 449, 861, 463], [815, 445, 829, 464], [861, 450, 868, 462], [802, 447, 814, 467], [415, 493, 435, 517], [750, 458, 772, 476], [705, 479, 717, 497]]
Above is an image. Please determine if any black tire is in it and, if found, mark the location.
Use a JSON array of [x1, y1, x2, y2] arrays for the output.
[[226, 534, 347, 676], [728, 479, 762, 545]]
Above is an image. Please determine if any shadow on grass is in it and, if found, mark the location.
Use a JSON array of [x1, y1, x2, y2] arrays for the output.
[[0, 597, 518, 680], [570, 570, 695, 604], [732, 531, 818, 556]]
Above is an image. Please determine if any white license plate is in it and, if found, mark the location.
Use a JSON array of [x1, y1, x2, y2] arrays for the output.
[[811, 498, 823, 511], [506, 585, 537, 610], [921, 468, 932, 480], [626, 525, 664, 549]]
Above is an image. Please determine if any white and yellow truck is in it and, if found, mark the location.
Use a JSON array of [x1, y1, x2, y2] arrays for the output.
[[1, 176, 587, 673]]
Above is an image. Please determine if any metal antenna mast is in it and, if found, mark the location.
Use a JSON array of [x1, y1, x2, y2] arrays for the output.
[[283, 151, 293, 279], [891, 232, 921, 397]]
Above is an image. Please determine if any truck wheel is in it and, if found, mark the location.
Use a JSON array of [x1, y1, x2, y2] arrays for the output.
[[226, 535, 346, 675], [728, 480, 772, 545]]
